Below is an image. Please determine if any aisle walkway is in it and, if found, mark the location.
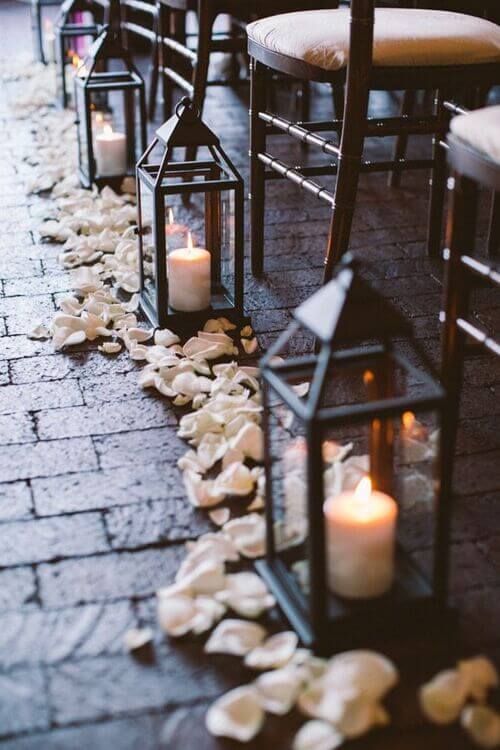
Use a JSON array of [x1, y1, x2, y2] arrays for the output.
[[0, 3, 499, 747]]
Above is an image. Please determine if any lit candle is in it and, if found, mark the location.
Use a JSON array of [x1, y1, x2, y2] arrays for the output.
[[44, 20, 56, 64], [324, 477, 398, 599], [400, 411, 431, 463], [72, 53, 88, 78], [92, 111, 106, 133], [167, 231, 211, 312], [165, 207, 186, 237], [94, 124, 127, 177]]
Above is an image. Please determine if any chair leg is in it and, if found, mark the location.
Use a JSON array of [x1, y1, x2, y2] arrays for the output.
[[230, 18, 241, 84], [299, 82, 310, 122], [323, 157, 362, 283], [437, 171, 476, 603], [249, 58, 267, 277], [185, 2, 214, 162], [331, 84, 344, 120], [148, 16, 160, 121], [427, 90, 451, 258], [487, 192, 500, 257], [388, 89, 416, 189], [160, 3, 173, 122]]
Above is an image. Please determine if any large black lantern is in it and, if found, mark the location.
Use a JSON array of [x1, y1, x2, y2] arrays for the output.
[[136, 97, 245, 330], [74, 25, 147, 189], [55, 0, 102, 108], [256, 255, 456, 656]]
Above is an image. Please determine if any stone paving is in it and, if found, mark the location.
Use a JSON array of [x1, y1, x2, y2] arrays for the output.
[[0, 2, 499, 748]]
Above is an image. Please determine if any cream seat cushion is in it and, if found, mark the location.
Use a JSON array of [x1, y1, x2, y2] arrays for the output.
[[247, 8, 500, 71], [450, 105, 500, 165]]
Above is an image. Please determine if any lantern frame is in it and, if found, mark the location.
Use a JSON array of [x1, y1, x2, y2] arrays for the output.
[[136, 97, 246, 331], [256, 255, 456, 655], [74, 25, 147, 189], [55, 0, 102, 108]]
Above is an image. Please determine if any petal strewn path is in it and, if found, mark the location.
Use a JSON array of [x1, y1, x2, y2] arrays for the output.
[[0, 2, 499, 748]]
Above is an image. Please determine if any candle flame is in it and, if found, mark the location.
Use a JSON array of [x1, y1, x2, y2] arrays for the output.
[[103, 124, 113, 136], [72, 54, 81, 69], [95, 112, 103, 124], [187, 231, 193, 253], [168, 207, 174, 225], [402, 411, 415, 430], [363, 369, 375, 385], [354, 476, 372, 503]]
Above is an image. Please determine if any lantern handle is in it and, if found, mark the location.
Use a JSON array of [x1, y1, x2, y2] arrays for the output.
[[175, 97, 200, 122]]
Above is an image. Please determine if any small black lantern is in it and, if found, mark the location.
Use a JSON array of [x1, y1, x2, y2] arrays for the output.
[[256, 255, 456, 655], [136, 97, 245, 330], [55, 0, 102, 108], [74, 25, 147, 189]]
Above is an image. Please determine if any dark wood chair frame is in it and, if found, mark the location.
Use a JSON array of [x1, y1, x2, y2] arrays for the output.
[[248, 0, 500, 282], [388, 0, 500, 189], [153, 0, 341, 130], [440, 125, 500, 535], [120, 0, 160, 120]]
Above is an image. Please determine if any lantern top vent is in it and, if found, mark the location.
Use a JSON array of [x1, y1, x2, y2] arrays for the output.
[[156, 97, 220, 149]]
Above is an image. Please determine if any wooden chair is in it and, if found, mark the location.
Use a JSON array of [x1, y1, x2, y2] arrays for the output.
[[153, 0, 340, 127], [247, 1, 500, 281], [441, 104, 500, 499], [120, 0, 159, 119], [388, 0, 500, 189]]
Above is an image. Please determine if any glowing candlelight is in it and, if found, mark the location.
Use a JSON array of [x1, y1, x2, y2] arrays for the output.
[[324, 476, 398, 599], [167, 231, 211, 312], [94, 124, 127, 177], [44, 19, 56, 63]]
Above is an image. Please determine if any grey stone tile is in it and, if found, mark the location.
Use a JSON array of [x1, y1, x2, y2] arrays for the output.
[[0, 513, 108, 566], [38, 547, 184, 606], [0, 601, 135, 668], [0, 667, 50, 738], [0, 481, 33, 520], [0, 437, 98, 481], [32, 463, 186, 515], [0, 380, 83, 414]]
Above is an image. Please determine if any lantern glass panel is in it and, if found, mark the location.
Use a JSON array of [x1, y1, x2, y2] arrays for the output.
[[75, 81, 89, 172], [138, 177, 156, 312], [76, 67, 145, 187], [155, 164, 238, 315], [57, 29, 96, 108], [267, 388, 310, 599]]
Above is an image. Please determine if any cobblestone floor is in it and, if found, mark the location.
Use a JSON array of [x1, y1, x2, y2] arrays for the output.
[[0, 3, 499, 748]]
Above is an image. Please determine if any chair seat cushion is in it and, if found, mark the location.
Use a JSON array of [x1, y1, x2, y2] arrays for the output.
[[450, 105, 500, 164], [247, 8, 500, 71]]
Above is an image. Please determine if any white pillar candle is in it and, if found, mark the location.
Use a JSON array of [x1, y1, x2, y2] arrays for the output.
[[324, 477, 398, 600], [94, 124, 127, 177], [44, 21, 56, 64], [167, 231, 211, 312]]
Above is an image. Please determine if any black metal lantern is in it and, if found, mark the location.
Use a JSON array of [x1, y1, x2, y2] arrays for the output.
[[74, 25, 147, 189], [55, 0, 102, 108], [256, 255, 456, 656], [136, 97, 245, 330]]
